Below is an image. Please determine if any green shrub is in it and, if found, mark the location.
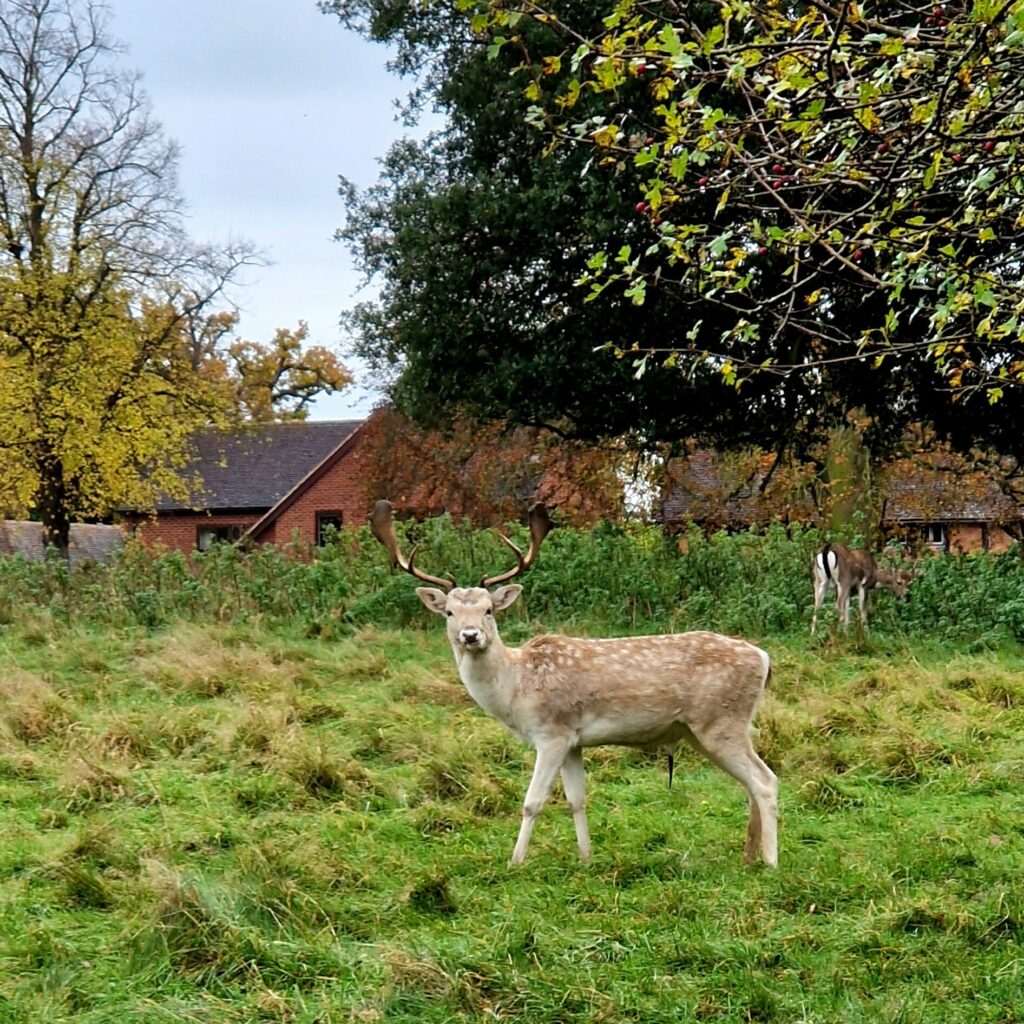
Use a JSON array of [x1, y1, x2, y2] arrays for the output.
[[1, 520, 1022, 645]]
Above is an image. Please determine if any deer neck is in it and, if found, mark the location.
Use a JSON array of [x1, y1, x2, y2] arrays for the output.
[[451, 635, 521, 731], [874, 569, 897, 592]]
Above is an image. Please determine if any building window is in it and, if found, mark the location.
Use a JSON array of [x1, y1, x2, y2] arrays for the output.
[[921, 523, 946, 549], [317, 512, 343, 546], [197, 525, 244, 551]]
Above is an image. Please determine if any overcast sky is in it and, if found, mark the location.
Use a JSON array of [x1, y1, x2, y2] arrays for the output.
[[106, 0, 425, 420]]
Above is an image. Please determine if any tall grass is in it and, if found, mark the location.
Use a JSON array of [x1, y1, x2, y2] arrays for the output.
[[2, 517, 1023, 645]]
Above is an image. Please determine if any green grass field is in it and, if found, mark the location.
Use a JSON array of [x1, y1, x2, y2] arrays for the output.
[[1, 612, 1022, 1023]]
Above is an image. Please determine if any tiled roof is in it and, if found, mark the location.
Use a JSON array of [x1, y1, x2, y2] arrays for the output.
[[660, 450, 1024, 527], [658, 451, 814, 527], [0, 522, 124, 566], [150, 420, 363, 512], [883, 460, 1023, 524]]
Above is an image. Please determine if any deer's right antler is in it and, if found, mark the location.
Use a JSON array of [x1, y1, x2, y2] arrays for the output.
[[370, 500, 455, 591], [481, 503, 553, 587]]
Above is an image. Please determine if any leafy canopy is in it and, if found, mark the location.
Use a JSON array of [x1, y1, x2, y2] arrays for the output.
[[330, 0, 1024, 464], [474, 0, 1024, 430]]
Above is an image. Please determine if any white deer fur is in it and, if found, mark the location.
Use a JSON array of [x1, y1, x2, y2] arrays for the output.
[[811, 542, 912, 635], [417, 584, 778, 867]]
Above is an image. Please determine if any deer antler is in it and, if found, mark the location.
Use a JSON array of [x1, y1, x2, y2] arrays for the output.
[[370, 500, 455, 591], [481, 503, 553, 587]]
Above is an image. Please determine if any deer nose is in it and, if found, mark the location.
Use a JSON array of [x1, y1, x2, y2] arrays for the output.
[[460, 628, 482, 647]]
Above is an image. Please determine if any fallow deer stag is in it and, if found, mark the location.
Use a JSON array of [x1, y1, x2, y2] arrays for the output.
[[811, 542, 913, 635], [371, 500, 778, 867]]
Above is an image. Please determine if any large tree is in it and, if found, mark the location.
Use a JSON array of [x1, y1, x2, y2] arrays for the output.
[[327, 0, 764, 447], [0, 0, 348, 553], [178, 313, 353, 422], [329, 0, 1024, 474]]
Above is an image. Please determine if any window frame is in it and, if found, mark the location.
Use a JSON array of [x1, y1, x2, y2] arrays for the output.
[[316, 511, 344, 547], [196, 524, 244, 551]]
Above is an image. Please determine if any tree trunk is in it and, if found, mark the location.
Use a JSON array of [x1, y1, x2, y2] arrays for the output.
[[824, 418, 874, 545], [36, 454, 71, 560]]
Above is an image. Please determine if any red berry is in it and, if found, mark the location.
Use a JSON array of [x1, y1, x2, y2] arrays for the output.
[[698, 177, 708, 187], [877, 142, 889, 154], [852, 250, 863, 262], [635, 201, 647, 213], [772, 163, 785, 174], [772, 179, 783, 189], [757, 246, 768, 256], [983, 140, 995, 152], [952, 153, 964, 164]]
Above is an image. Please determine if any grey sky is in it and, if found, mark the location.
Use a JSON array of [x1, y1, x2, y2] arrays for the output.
[[106, 0, 422, 419]]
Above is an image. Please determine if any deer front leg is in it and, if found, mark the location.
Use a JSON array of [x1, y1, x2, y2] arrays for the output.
[[511, 739, 569, 866], [560, 746, 591, 862]]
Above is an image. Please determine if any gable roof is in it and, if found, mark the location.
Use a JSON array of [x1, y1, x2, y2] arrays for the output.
[[149, 421, 363, 512], [883, 458, 1024, 524], [245, 420, 369, 541]]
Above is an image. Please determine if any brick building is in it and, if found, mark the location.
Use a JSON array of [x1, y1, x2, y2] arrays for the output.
[[659, 450, 1024, 553], [122, 419, 376, 553]]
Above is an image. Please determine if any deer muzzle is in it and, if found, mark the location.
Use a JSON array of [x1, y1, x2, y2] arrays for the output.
[[459, 627, 484, 649]]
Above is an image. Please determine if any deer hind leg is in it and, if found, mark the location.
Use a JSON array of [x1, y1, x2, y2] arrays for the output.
[[560, 746, 591, 863], [837, 583, 852, 630], [688, 726, 778, 867], [857, 584, 869, 631], [511, 739, 570, 866], [811, 573, 830, 635]]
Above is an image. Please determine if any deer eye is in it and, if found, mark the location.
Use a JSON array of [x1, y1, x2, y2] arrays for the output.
[[446, 611, 453, 618], [486, 608, 493, 616]]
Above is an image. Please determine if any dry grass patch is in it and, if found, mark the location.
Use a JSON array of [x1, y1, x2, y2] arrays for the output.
[[389, 664, 468, 706], [94, 707, 214, 761], [0, 669, 76, 744], [58, 755, 135, 811], [133, 623, 299, 699], [221, 701, 299, 758]]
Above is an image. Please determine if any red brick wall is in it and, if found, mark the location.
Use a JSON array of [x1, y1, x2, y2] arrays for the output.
[[123, 512, 263, 553], [254, 426, 377, 547], [124, 423, 381, 554], [948, 523, 1016, 554]]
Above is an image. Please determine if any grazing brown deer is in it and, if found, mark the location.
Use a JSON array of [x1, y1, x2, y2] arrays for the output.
[[811, 542, 913, 635], [371, 500, 778, 867]]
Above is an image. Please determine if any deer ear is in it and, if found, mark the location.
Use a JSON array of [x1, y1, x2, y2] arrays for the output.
[[490, 584, 522, 612], [416, 587, 449, 615]]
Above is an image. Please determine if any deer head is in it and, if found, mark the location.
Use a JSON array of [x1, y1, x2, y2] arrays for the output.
[[370, 500, 553, 655]]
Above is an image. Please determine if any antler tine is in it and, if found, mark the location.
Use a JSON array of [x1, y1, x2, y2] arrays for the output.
[[481, 503, 553, 588], [370, 500, 455, 592]]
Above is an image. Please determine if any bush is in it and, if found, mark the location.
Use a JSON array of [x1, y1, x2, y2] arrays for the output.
[[1, 520, 1022, 645]]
